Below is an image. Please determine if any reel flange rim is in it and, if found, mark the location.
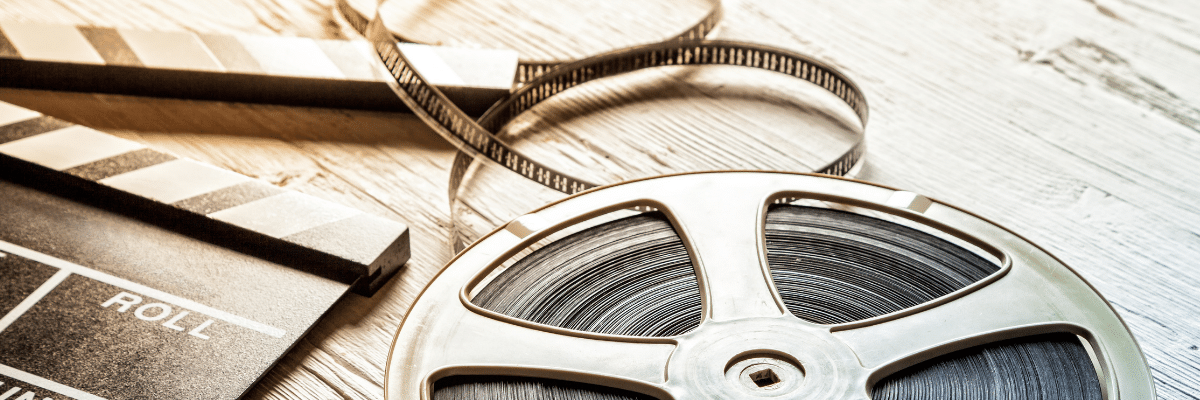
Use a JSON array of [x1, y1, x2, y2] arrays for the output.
[[384, 171, 1154, 400]]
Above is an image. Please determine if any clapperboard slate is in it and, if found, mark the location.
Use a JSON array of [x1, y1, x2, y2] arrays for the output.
[[0, 21, 519, 116], [0, 101, 409, 400]]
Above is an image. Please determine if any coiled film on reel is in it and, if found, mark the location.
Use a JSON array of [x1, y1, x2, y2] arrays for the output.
[[385, 172, 1153, 399], [357, 2, 1155, 399]]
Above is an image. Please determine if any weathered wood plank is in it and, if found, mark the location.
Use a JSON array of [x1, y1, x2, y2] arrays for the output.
[[2, 0, 1198, 399], [373, 0, 716, 62]]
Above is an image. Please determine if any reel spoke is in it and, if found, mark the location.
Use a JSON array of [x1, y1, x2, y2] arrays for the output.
[[649, 177, 787, 322], [421, 307, 676, 394], [831, 264, 1081, 375]]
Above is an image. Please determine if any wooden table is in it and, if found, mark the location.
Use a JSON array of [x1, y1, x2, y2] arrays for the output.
[[2, 0, 1198, 398]]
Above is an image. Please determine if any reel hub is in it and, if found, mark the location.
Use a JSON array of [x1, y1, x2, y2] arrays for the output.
[[670, 317, 865, 399]]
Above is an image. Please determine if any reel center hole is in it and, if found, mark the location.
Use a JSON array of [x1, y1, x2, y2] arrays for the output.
[[726, 353, 804, 395], [749, 367, 781, 388]]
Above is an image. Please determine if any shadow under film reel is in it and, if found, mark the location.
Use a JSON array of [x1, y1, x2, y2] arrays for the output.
[[384, 172, 1154, 399]]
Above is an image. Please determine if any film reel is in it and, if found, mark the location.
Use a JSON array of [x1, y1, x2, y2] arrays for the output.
[[384, 172, 1154, 399]]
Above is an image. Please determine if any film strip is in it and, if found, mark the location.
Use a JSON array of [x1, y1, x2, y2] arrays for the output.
[[0, 100, 409, 399], [337, 0, 724, 84], [365, 13, 868, 195]]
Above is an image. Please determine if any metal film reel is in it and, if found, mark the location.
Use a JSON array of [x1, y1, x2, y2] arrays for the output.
[[384, 172, 1154, 399]]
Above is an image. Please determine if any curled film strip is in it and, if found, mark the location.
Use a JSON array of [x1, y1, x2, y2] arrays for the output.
[[359, 2, 1154, 400], [338, 0, 724, 84], [364, 10, 868, 196]]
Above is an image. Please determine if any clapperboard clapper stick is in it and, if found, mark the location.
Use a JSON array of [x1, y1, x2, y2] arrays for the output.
[[0, 21, 519, 116], [0, 101, 409, 399]]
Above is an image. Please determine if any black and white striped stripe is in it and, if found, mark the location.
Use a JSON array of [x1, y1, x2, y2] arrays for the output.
[[0, 101, 408, 296], [0, 21, 518, 115]]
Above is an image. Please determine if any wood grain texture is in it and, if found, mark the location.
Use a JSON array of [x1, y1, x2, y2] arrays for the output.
[[3, 0, 1199, 399], [374, 0, 716, 62]]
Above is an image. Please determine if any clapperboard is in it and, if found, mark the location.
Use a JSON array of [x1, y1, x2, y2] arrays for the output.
[[0, 21, 518, 116], [0, 19, 526, 399], [0, 20, 526, 399], [0, 101, 410, 399]]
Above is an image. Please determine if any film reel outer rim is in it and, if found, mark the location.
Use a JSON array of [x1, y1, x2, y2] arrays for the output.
[[384, 171, 1154, 400]]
